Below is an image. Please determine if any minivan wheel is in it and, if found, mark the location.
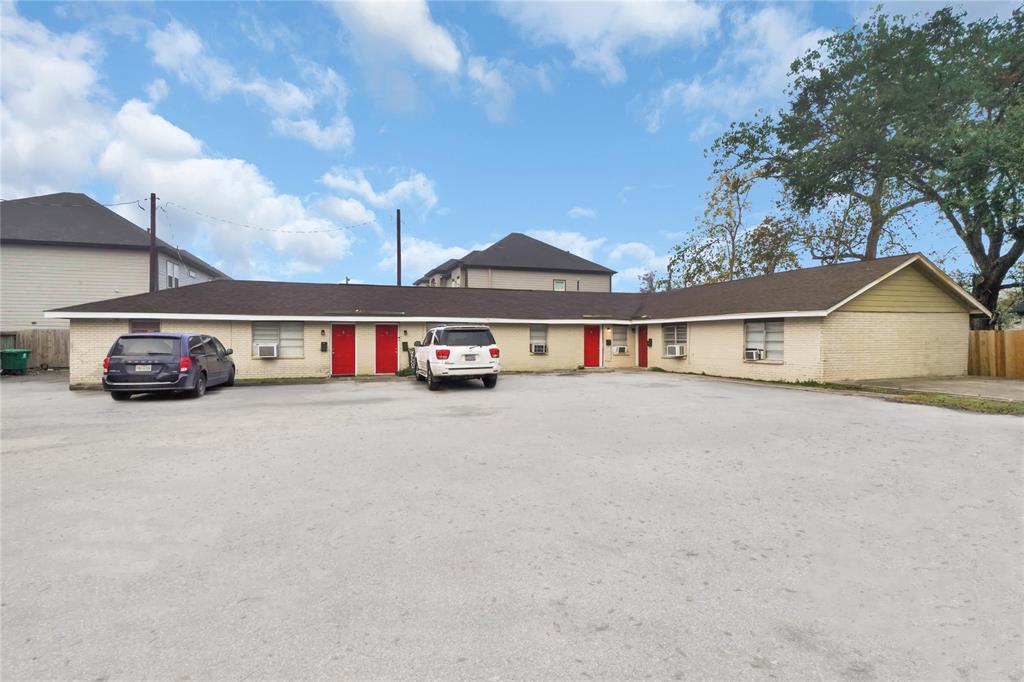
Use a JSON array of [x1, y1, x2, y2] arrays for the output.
[[110, 392, 131, 401], [482, 374, 498, 389], [191, 372, 207, 398], [427, 364, 440, 391]]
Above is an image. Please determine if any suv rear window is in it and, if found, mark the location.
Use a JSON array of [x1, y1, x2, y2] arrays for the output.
[[436, 328, 495, 346], [111, 336, 181, 356]]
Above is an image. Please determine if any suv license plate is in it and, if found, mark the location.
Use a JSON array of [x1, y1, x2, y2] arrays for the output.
[[135, 364, 152, 372], [463, 354, 476, 361]]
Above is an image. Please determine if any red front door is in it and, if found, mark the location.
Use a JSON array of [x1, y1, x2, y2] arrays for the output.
[[638, 325, 648, 367], [583, 325, 601, 367], [375, 324, 398, 374], [331, 324, 355, 375]]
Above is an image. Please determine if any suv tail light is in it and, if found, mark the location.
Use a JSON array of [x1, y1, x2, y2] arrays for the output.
[[435, 349, 450, 360], [179, 356, 192, 373], [102, 357, 109, 374], [489, 348, 500, 358]]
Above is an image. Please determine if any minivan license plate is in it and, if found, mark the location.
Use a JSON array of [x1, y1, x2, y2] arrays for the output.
[[135, 364, 152, 372], [464, 354, 476, 361]]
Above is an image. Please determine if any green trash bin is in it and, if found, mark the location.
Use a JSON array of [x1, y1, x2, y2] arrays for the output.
[[1, 348, 31, 375]]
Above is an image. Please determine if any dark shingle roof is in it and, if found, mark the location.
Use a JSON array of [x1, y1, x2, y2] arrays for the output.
[[48, 254, 967, 321], [0, 192, 229, 279], [414, 233, 614, 283]]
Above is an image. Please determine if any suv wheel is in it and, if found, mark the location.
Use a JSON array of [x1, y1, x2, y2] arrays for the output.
[[191, 372, 207, 398], [482, 374, 498, 389], [427, 364, 440, 391]]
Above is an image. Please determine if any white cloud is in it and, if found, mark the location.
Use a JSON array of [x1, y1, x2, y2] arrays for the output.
[[609, 241, 656, 263], [377, 236, 477, 280], [145, 78, 169, 103], [0, 6, 110, 198], [567, 206, 597, 219], [326, 0, 461, 75], [497, 1, 719, 84], [321, 167, 438, 211], [98, 100, 352, 277], [641, 6, 831, 135], [145, 20, 354, 151], [467, 56, 515, 123], [526, 230, 607, 261]]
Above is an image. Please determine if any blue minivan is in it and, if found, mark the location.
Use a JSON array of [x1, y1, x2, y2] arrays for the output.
[[103, 333, 235, 401]]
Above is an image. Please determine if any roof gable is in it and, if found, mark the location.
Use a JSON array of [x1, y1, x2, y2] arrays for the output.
[[462, 233, 614, 274], [0, 192, 229, 279]]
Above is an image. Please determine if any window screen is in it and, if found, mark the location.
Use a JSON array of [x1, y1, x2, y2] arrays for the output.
[[129, 320, 161, 333], [252, 321, 304, 357], [553, 279, 566, 291], [744, 320, 784, 360], [612, 325, 628, 347], [529, 324, 548, 350], [662, 323, 687, 353]]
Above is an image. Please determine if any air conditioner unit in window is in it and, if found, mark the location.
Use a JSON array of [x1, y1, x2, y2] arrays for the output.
[[256, 343, 279, 358], [613, 345, 628, 355], [531, 343, 548, 354], [744, 348, 765, 361], [665, 344, 687, 357]]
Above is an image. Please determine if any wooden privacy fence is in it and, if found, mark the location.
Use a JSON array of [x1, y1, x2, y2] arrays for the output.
[[968, 330, 1024, 379], [0, 329, 70, 369]]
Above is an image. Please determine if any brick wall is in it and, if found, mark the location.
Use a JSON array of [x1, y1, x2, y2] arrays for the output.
[[69, 320, 129, 387], [646, 318, 825, 382], [821, 311, 969, 381]]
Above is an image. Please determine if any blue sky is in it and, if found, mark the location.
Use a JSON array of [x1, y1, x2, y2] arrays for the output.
[[1, 1, 1013, 290]]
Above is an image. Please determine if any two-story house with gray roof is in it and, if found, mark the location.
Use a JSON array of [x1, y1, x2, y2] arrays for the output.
[[414, 233, 615, 292], [1, 192, 228, 366]]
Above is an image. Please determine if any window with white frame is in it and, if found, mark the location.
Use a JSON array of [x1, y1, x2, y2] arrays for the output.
[[612, 325, 628, 348], [744, 319, 784, 361], [662, 323, 687, 355], [252, 321, 304, 357], [553, 279, 566, 291], [166, 261, 179, 288], [529, 324, 548, 353]]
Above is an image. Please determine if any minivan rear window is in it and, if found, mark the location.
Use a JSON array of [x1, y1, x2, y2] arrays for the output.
[[111, 336, 181, 356], [437, 328, 495, 346]]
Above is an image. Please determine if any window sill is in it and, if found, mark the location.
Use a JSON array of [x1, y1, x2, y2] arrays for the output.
[[744, 359, 783, 365], [660, 355, 687, 359]]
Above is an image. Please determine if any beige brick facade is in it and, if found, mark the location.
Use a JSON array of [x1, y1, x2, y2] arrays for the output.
[[821, 311, 969, 381], [645, 318, 825, 382]]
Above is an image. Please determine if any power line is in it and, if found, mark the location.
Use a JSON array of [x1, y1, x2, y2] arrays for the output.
[[161, 200, 378, 234]]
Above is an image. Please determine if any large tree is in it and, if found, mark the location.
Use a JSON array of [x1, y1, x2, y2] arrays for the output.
[[712, 8, 1023, 326]]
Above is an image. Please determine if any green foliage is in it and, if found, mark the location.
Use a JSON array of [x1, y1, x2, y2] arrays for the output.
[[710, 7, 1023, 324]]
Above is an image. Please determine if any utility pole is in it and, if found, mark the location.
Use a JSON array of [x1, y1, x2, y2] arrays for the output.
[[396, 208, 402, 286], [149, 192, 158, 293]]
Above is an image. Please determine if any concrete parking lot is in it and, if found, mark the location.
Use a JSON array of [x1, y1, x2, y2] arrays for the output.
[[2, 372, 1022, 680]]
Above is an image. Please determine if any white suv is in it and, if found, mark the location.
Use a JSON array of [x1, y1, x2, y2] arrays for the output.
[[414, 325, 501, 391]]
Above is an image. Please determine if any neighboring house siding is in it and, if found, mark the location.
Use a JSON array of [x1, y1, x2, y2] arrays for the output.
[[646, 318, 825, 382], [1, 244, 149, 330], [464, 267, 611, 291], [821, 311, 969, 381], [158, 254, 217, 290], [839, 264, 968, 313]]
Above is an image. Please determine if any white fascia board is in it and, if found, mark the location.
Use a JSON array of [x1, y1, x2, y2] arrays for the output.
[[642, 310, 828, 325], [45, 311, 635, 325]]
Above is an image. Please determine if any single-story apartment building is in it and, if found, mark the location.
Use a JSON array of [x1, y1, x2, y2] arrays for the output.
[[47, 254, 988, 389]]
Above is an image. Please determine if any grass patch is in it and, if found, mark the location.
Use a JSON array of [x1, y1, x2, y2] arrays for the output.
[[395, 367, 415, 377], [649, 366, 667, 373], [885, 393, 1024, 416]]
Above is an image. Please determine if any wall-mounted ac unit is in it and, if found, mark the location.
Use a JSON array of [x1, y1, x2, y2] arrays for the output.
[[531, 343, 548, 354], [613, 345, 628, 355], [744, 348, 765, 361], [664, 344, 687, 358], [256, 343, 279, 358]]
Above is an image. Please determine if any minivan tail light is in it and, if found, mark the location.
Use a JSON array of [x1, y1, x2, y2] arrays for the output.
[[489, 348, 500, 358], [435, 349, 450, 360], [179, 356, 192, 373], [103, 357, 109, 374]]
